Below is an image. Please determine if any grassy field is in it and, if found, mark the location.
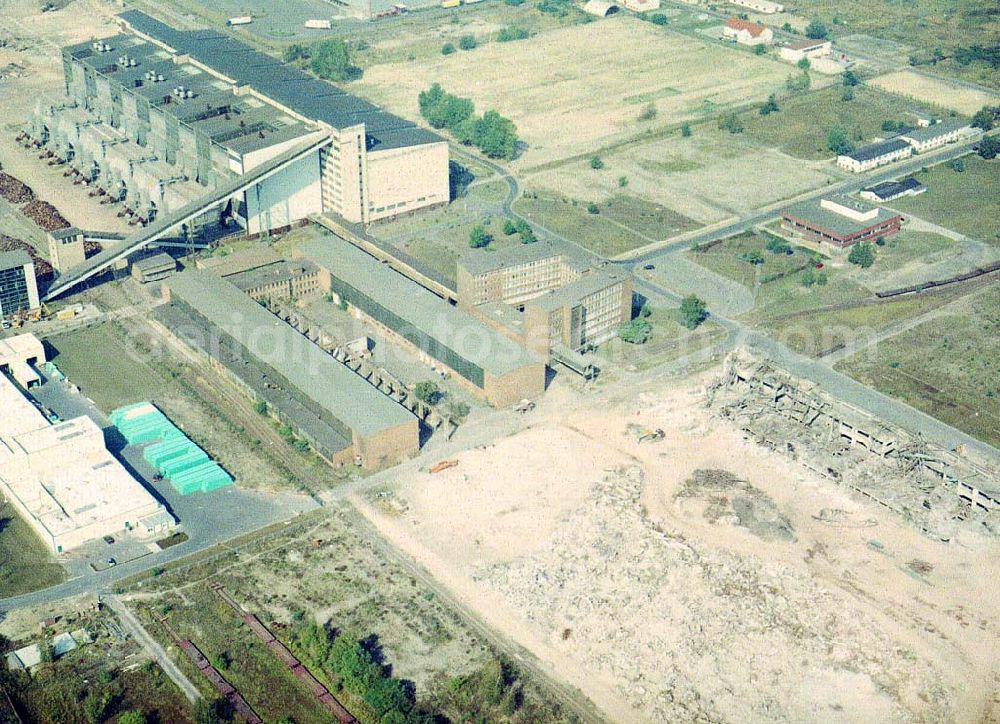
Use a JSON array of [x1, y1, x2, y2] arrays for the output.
[[740, 85, 946, 160], [0, 499, 66, 596], [47, 321, 322, 492], [597, 306, 727, 373], [785, 0, 1000, 88], [888, 157, 1000, 244], [869, 71, 1000, 115], [837, 284, 1000, 447], [355, 16, 798, 166]]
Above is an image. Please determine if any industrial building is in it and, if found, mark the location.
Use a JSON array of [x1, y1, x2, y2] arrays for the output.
[[47, 227, 87, 273], [161, 270, 419, 468], [781, 195, 902, 248], [0, 333, 174, 553], [0, 250, 41, 319], [837, 138, 913, 173], [299, 235, 546, 407], [456, 243, 632, 358], [730, 0, 784, 14], [40, 9, 449, 299], [197, 247, 321, 301]]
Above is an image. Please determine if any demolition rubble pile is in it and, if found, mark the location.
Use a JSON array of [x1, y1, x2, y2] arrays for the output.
[[22, 199, 70, 232], [705, 353, 999, 541], [478, 464, 950, 721], [0, 172, 35, 204]]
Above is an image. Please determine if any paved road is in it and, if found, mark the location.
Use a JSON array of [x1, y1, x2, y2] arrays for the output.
[[105, 593, 201, 703]]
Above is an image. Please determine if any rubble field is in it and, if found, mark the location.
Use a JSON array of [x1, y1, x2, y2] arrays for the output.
[[358, 376, 1000, 722]]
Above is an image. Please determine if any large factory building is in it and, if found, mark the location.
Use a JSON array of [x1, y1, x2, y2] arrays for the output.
[[34, 10, 447, 243]]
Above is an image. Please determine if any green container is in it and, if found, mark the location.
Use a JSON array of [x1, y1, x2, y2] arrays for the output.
[[161, 451, 210, 476]]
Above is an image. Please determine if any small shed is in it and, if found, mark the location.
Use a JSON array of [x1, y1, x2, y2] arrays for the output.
[[583, 0, 620, 16]]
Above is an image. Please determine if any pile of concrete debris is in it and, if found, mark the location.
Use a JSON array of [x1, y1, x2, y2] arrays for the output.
[[705, 353, 999, 541]]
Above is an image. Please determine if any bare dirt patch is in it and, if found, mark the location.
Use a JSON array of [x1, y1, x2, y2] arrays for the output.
[[357, 378, 1000, 722]]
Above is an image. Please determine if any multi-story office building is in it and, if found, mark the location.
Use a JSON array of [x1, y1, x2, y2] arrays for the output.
[[0, 250, 40, 319]]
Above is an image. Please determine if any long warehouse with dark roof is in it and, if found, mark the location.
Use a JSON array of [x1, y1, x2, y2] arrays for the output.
[[161, 270, 419, 469], [35, 9, 447, 241], [299, 234, 546, 408]]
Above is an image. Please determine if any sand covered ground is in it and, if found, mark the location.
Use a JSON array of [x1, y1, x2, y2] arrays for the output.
[[357, 378, 1000, 722]]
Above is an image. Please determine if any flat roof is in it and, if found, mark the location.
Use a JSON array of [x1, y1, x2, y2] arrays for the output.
[[785, 39, 830, 50], [901, 118, 969, 143], [782, 196, 901, 237], [524, 268, 628, 313], [165, 270, 415, 436], [864, 178, 925, 199], [299, 234, 543, 378], [844, 138, 911, 163], [118, 10, 442, 150], [0, 374, 50, 440], [0, 249, 32, 271], [226, 259, 318, 293], [198, 246, 283, 276], [458, 240, 586, 276]]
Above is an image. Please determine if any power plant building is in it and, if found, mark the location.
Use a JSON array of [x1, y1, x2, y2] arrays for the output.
[[0, 334, 174, 553], [162, 270, 419, 468], [33, 9, 447, 253], [0, 250, 41, 319], [299, 235, 546, 407]]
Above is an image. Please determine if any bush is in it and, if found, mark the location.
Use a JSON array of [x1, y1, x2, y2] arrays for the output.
[[971, 106, 996, 131], [841, 86, 854, 101], [638, 102, 658, 121], [978, 135, 999, 160], [469, 224, 491, 248], [502, 219, 518, 235], [310, 39, 355, 81], [785, 71, 811, 92], [765, 237, 791, 254], [413, 381, 441, 405], [843, 69, 860, 86], [441, 42, 456, 55], [496, 25, 530, 42], [805, 19, 828, 39], [797, 57, 811, 70], [504, 0, 525, 5], [801, 267, 816, 287], [618, 176, 628, 188], [586, 202, 600, 214], [253, 400, 268, 415], [759, 94, 779, 116], [649, 13, 668, 25], [737, 249, 765, 265], [679, 295, 707, 329], [590, 155, 604, 170], [949, 158, 965, 172], [719, 112, 744, 134], [752, 44, 766, 55], [826, 126, 853, 154], [618, 318, 652, 344], [680, 122, 692, 137], [459, 34, 476, 50], [283, 43, 310, 63], [848, 242, 876, 268]]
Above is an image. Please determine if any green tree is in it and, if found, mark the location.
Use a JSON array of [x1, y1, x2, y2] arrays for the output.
[[880, 119, 898, 132], [458, 34, 476, 50], [759, 93, 779, 115], [413, 381, 441, 405], [649, 13, 668, 25], [469, 224, 491, 248], [738, 249, 765, 265], [826, 126, 853, 154], [453, 115, 479, 145], [474, 111, 519, 160], [283, 43, 310, 63], [971, 106, 995, 131], [679, 295, 707, 329], [785, 71, 810, 91], [949, 158, 965, 172], [797, 56, 811, 70], [502, 219, 518, 235], [765, 237, 791, 254], [590, 155, 604, 170], [680, 122, 692, 137], [618, 318, 652, 344], [586, 202, 600, 214], [418, 83, 445, 118], [253, 400, 268, 415], [978, 135, 1000, 160], [310, 39, 353, 81], [496, 25, 529, 41], [781, 21, 793, 32], [83, 691, 112, 724], [441, 42, 456, 55], [118, 711, 146, 724], [804, 20, 828, 39], [719, 112, 744, 134], [618, 175, 628, 187], [848, 242, 876, 268], [639, 303, 652, 318], [801, 267, 816, 287], [842, 69, 860, 86], [841, 86, 854, 101], [752, 43, 766, 55], [638, 102, 657, 121]]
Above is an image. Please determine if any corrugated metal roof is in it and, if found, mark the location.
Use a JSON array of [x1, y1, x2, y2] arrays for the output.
[[844, 138, 910, 163], [165, 270, 415, 436]]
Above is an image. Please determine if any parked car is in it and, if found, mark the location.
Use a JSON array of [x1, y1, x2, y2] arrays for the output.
[[106, 557, 117, 567], [103, 535, 114, 545], [643, 263, 655, 270]]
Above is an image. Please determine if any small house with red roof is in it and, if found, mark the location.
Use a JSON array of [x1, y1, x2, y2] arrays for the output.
[[722, 18, 773, 46]]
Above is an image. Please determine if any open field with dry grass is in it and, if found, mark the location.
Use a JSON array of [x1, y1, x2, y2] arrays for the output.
[[356, 377, 1000, 722], [355, 16, 803, 166], [869, 71, 1000, 115], [837, 284, 1000, 448]]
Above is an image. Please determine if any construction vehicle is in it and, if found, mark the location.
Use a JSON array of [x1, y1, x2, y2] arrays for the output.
[[429, 460, 459, 474], [514, 399, 535, 414], [637, 428, 665, 444]]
